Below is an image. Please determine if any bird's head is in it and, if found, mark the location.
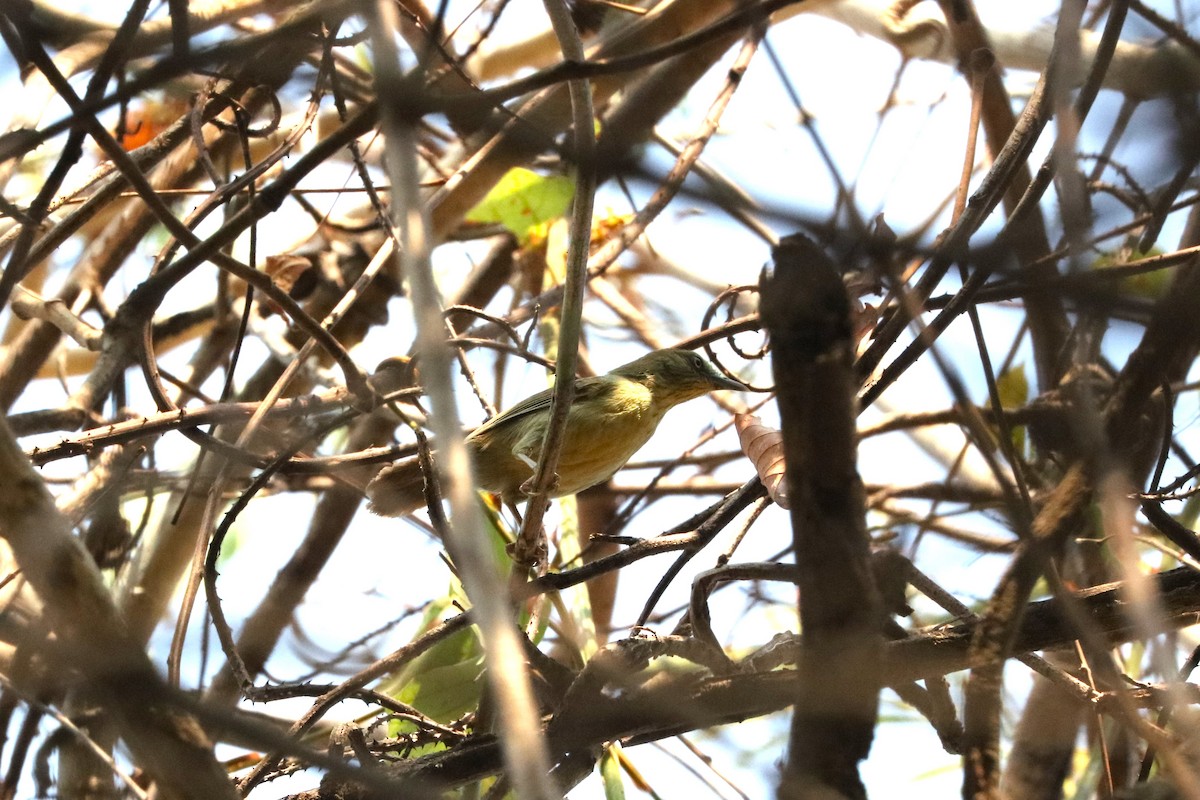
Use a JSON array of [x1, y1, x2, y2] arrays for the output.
[[611, 348, 745, 406]]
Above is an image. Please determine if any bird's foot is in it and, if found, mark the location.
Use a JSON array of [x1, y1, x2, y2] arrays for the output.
[[519, 471, 560, 497]]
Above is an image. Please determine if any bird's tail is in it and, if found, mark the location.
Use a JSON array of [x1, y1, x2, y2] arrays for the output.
[[366, 456, 431, 517]]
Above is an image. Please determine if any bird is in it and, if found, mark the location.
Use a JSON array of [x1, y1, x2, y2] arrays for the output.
[[366, 348, 744, 516]]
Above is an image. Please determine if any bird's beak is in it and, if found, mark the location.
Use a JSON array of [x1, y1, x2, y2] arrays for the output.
[[708, 372, 747, 392]]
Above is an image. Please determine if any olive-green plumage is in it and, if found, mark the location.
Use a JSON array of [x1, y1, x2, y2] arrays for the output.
[[367, 348, 743, 517]]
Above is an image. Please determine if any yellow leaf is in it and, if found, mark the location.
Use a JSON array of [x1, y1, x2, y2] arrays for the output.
[[465, 168, 575, 244]]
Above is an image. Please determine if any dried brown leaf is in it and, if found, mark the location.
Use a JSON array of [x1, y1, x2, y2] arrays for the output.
[[734, 413, 788, 509]]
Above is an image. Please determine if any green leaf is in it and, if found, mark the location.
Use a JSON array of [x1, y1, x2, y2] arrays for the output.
[[375, 505, 517, 730], [600, 745, 626, 800], [396, 646, 485, 724], [552, 494, 597, 660], [465, 168, 575, 243], [385, 623, 485, 728]]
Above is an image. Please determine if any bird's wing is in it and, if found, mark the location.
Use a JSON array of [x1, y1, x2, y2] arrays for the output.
[[468, 375, 608, 438]]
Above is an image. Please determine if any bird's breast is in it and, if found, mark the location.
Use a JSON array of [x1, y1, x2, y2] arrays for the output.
[[554, 396, 662, 495]]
